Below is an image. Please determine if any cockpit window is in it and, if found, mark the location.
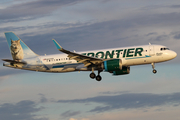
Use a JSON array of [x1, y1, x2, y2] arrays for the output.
[[160, 48, 170, 51]]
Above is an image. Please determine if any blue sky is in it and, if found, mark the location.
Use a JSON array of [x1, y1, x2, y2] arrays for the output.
[[0, 0, 180, 120]]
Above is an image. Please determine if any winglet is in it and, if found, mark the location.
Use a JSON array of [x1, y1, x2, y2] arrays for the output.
[[52, 39, 62, 50]]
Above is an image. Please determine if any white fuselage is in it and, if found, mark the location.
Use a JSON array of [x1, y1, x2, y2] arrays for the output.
[[4, 32, 177, 81], [4, 44, 177, 73]]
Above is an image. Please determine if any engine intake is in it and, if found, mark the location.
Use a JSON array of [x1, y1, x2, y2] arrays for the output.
[[103, 59, 122, 71]]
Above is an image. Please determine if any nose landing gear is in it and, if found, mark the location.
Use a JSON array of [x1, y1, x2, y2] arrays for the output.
[[151, 63, 157, 74], [153, 69, 157, 74]]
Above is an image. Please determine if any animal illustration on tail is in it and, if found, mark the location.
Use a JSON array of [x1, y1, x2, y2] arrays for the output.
[[10, 39, 24, 61]]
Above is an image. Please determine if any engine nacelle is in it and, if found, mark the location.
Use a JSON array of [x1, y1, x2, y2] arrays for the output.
[[113, 66, 130, 75], [103, 59, 122, 71]]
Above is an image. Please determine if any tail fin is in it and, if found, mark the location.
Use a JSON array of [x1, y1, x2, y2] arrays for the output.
[[4, 32, 38, 60]]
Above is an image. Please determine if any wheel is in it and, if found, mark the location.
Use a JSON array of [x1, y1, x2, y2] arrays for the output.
[[153, 69, 157, 74], [90, 72, 96, 79], [96, 75, 102, 81]]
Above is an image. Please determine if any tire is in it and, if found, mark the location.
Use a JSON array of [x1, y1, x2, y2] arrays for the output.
[[96, 75, 102, 81], [90, 73, 96, 79], [153, 69, 157, 74]]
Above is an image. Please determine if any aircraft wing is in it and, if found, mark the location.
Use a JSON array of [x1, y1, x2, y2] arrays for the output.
[[52, 39, 103, 67]]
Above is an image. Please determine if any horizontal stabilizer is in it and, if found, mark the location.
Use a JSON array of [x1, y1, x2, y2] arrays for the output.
[[2, 59, 27, 65]]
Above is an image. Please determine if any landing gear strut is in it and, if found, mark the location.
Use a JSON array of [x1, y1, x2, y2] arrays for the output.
[[151, 63, 157, 74], [90, 67, 96, 79], [96, 70, 102, 81]]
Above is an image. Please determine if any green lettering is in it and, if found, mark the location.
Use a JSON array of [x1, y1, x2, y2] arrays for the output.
[[105, 50, 114, 59], [123, 49, 127, 58], [87, 53, 95, 57], [96, 52, 104, 58], [135, 48, 143, 56], [126, 48, 135, 57], [116, 50, 123, 58]]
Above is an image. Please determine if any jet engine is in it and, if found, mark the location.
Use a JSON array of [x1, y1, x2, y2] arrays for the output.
[[103, 59, 122, 71]]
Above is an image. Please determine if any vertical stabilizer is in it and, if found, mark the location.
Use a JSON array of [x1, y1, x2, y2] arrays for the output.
[[4, 32, 38, 60]]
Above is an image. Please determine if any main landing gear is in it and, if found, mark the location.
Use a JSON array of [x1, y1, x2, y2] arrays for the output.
[[89, 67, 102, 81], [151, 63, 157, 74]]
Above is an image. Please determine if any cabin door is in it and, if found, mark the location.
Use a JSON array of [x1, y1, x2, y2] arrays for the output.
[[149, 45, 155, 56]]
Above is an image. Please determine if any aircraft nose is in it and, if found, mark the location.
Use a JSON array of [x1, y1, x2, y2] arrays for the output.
[[171, 51, 177, 59], [169, 51, 177, 59], [164, 50, 177, 60]]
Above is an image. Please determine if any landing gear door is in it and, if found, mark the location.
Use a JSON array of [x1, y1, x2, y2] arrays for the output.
[[149, 45, 155, 56]]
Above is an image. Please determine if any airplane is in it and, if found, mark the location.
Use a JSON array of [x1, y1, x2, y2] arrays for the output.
[[2, 32, 177, 81]]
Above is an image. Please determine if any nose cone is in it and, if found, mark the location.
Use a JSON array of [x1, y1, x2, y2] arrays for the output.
[[172, 51, 177, 58], [163, 50, 177, 61], [170, 51, 177, 59]]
